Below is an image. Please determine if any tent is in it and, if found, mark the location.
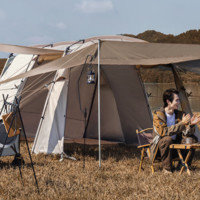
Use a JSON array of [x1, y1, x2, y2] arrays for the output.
[[0, 36, 148, 155], [0, 36, 200, 157]]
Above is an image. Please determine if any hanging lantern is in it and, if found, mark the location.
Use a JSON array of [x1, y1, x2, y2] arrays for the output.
[[87, 64, 95, 84]]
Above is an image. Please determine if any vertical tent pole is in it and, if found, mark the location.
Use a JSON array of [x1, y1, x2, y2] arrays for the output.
[[98, 40, 101, 168]]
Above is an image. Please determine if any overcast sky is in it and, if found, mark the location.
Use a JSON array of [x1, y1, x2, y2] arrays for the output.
[[0, 0, 200, 57]]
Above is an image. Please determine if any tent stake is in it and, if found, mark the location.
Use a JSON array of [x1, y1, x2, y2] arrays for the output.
[[59, 152, 76, 162]]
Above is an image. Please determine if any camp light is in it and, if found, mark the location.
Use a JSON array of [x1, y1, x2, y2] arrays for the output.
[[78, 54, 95, 85], [87, 64, 95, 84]]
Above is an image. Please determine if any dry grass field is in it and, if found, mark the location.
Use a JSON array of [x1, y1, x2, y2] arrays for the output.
[[0, 142, 200, 200]]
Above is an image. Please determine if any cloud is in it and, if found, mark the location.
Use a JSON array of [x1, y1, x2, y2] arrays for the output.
[[76, 0, 113, 14], [48, 22, 67, 30], [49, 22, 67, 30], [56, 22, 67, 30]]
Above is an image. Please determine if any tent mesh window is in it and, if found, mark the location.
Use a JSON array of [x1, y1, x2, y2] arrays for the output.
[[139, 65, 176, 111], [175, 64, 200, 113]]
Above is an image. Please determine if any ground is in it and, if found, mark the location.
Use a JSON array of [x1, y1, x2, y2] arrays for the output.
[[0, 143, 200, 200]]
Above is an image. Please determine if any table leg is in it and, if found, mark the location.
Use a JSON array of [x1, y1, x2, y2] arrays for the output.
[[184, 150, 192, 175], [177, 149, 192, 175], [177, 149, 184, 174]]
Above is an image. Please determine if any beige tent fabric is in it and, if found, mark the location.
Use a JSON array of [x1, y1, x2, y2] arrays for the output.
[[83, 35, 146, 43], [2, 41, 200, 84], [82, 65, 152, 144], [20, 71, 56, 138], [0, 43, 98, 85], [56, 69, 70, 81], [0, 43, 63, 55], [98, 41, 200, 65], [64, 65, 152, 144], [39, 35, 146, 48]]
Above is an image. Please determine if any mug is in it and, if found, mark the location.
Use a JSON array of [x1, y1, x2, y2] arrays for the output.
[[185, 137, 193, 144]]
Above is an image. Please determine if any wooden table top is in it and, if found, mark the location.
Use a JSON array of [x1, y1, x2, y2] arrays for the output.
[[170, 143, 200, 149]]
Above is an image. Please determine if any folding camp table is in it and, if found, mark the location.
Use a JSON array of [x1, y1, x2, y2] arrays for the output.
[[169, 143, 200, 175]]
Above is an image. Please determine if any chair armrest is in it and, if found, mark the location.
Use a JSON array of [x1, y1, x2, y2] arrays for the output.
[[137, 144, 151, 148], [136, 128, 153, 134]]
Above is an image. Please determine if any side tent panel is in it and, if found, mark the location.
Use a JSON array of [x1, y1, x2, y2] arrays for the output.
[[0, 55, 35, 116], [86, 65, 152, 144], [64, 66, 96, 141], [32, 79, 68, 154], [65, 65, 152, 144], [85, 68, 125, 142], [101, 65, 153, 144], [32, 69, 69, 154], [20, 72, 56, 138]]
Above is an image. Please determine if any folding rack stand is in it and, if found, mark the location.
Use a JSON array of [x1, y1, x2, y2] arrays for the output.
[[0, 95, 39, 193]]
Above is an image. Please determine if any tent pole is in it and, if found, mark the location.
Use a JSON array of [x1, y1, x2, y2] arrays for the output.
[[98, 40, 101, 168]]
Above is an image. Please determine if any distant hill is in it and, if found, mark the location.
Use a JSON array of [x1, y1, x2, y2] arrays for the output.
[[124, 29, 200, 44]]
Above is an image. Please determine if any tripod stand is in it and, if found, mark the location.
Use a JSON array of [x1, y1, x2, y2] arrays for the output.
[[0, 95, 39, 193]]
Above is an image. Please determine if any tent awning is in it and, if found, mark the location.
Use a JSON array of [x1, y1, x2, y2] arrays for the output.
[[0, 43, 98, 84], [1, 40, 200, 84], [0, 43, 64, 55], [98, 41, 200, 65]]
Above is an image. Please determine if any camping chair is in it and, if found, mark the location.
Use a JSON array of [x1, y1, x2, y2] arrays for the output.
[[0, 95, 39, 193], [136, 128, 179, 173], [136, 128, 158, 173], [0, 99, 21, 159]]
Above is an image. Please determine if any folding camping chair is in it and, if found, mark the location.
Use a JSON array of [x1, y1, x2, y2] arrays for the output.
[[0, 95, 39, 193], [136, 128, 158, 173], [0, 96, 22, 161], [136, 128, 179, 173], [0, 120, 21, 162]]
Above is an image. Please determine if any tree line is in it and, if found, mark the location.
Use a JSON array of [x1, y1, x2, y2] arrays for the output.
[[123, 29, 200, 44]]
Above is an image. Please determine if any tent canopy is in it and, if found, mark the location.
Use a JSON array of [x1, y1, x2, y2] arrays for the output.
[[0, 43, 64, 55], [1, 41, 200, 85], [99, 41, 200, 65]]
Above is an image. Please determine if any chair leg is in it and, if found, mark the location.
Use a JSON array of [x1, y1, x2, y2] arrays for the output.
[[151, 164, 155, 174], [151, 145, 159, 174], [139, 148, 145, 172], [147, 147, 151, 158], [172, 160, 176, 168]]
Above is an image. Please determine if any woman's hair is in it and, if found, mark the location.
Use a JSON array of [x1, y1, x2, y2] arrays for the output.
[[163, 88, 179, 108]]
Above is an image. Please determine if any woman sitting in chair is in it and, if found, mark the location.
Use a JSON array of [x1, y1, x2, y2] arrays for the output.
[[150, 88, 200, 173]]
